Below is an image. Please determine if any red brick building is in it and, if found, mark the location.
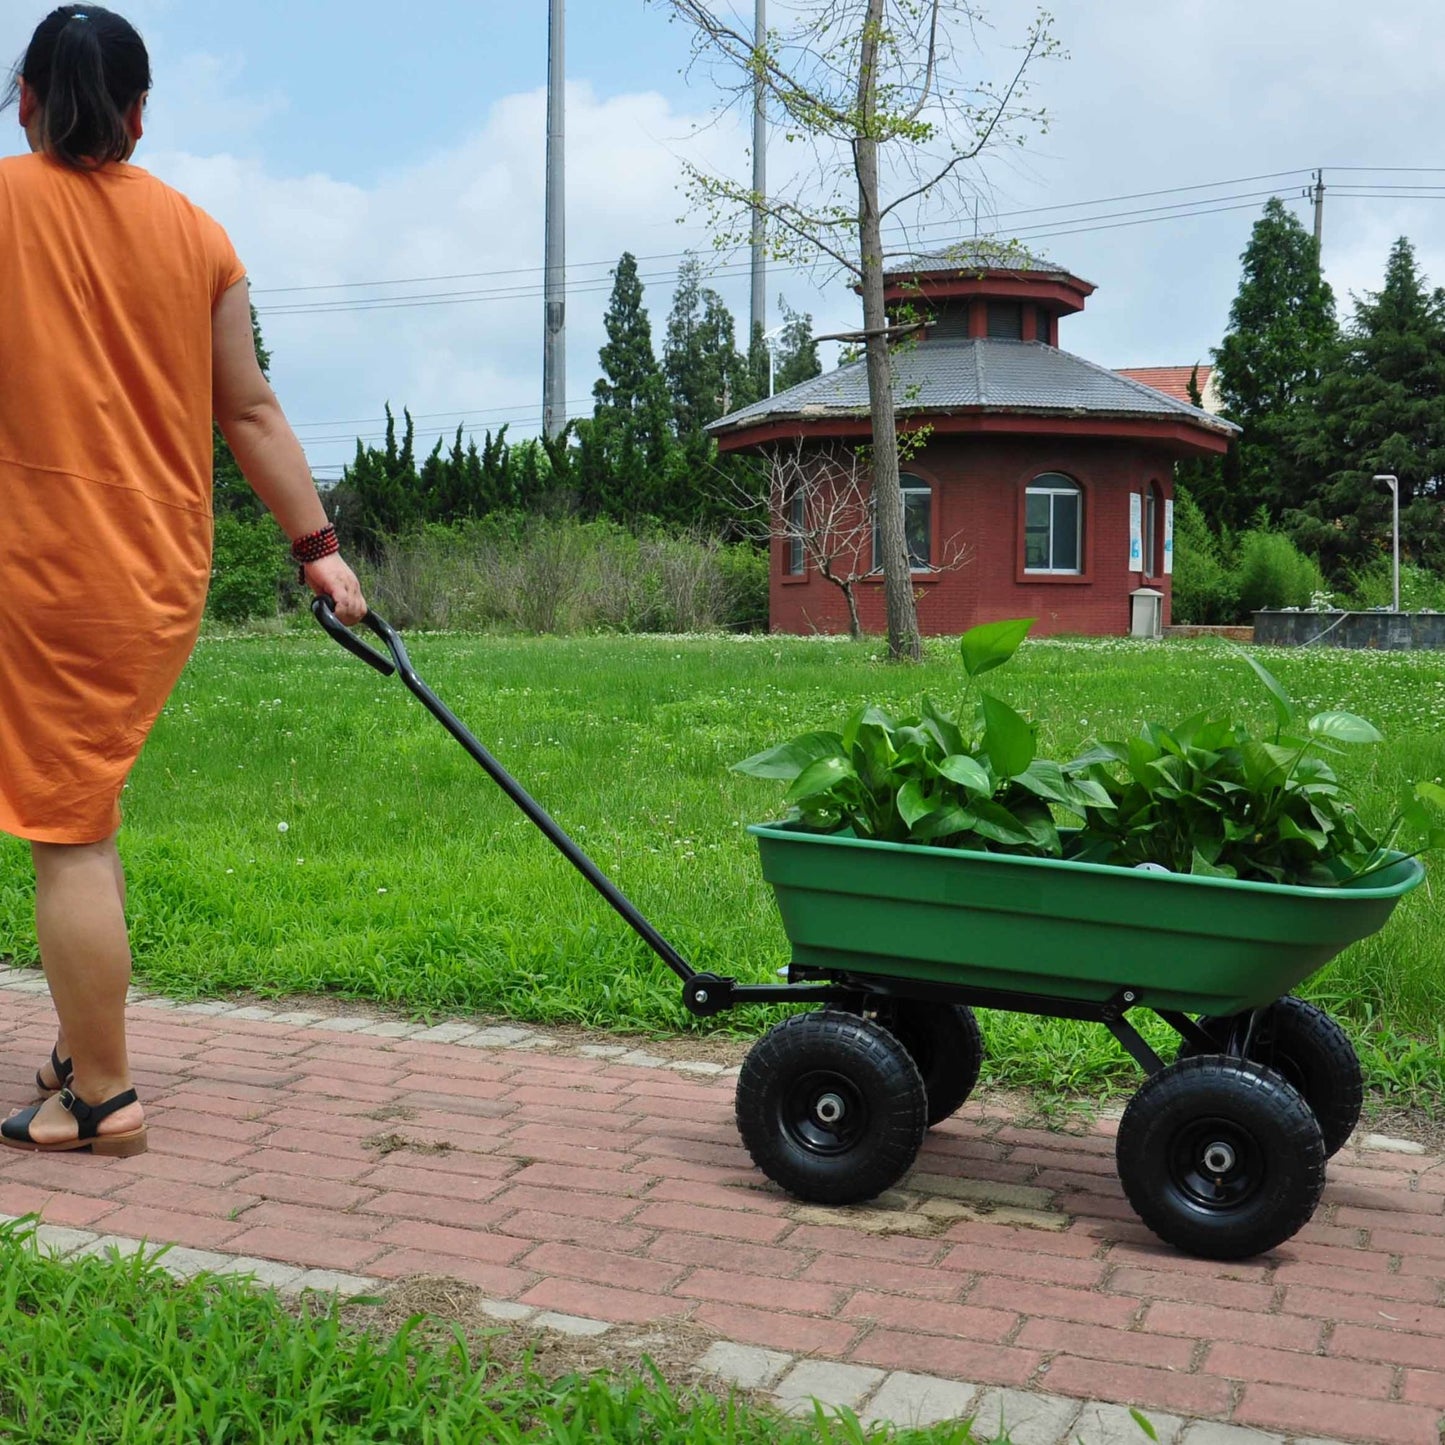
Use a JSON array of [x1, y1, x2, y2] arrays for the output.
[[709, 248, 1237, 637]]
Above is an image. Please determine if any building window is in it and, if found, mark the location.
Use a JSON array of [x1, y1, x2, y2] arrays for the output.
[[986, 302, 1023, 339], [1143, 485, 1160, 578], [872, 475, 933, 572], [785, 489, 805, 575], [1025, 473, 1082, 573]]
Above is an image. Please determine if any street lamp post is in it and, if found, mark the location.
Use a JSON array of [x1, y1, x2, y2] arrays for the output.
[[1373, 474, 1400, 612], [761, 323, 785, 396]]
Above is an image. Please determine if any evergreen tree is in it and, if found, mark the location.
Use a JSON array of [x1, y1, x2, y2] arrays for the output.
[[579, 253, 682, 521], [1289, 237, 1445, 576], [213, 302, 274, 518], [1212, 197, 1337, 525], [774, 298, 823, 393], [663, 255, 759, 433]]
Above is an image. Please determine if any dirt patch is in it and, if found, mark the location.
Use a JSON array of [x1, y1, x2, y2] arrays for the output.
[[341, 1275, 759, 1405], [1359, 1102, 1445, 1156]]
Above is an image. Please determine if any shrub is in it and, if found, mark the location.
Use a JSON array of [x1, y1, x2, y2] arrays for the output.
[[1232, 528, 1327, 616], [1344, 558, 1445, 612], [353, 518, 768, 634], [1170, 489, 1236, 624], [208, 513, 287, 624]]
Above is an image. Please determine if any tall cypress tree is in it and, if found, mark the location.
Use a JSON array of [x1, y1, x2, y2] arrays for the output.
[[774, 299, 823, 393], [1212, 198, 1337, 525], [1289, 237, 1445, 576], [579, 253, 680, 521]]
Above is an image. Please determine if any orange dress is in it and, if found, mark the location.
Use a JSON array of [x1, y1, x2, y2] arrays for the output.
[[0, 153, 245, 844]]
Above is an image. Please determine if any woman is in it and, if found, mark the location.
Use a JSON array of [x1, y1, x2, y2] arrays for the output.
[[0, 5, 367, 1157]]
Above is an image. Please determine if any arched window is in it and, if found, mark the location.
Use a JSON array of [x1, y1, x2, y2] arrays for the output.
[[1024, 474, 1082, 573], [872, 474, 933, 572]]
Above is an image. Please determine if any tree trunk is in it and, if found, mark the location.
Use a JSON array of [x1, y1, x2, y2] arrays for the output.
[[856, 0, 921, 662], [841, 579, 863, 640]]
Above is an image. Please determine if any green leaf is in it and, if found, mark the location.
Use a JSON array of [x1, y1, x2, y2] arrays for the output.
[[1235, 649, 1296, 732], [1308, 711, 1384, 745], [980, 694, 1036, 778], [1190, 850, 1237, 878], [937, 753, 992, 794], [919, 696, 965, 756], [1278, 815, 1329, 852], [1130, 1408, 1160, 1443], [785, 755, 856, 805], [1015, 760, 1116, 814], [842, 705, 897, 754], [732, 732, 845, 781], [897, 779, 942, 830], [959, 618, 1034, 679], [967, 799, 1039, 847], [912, 805, 978, 841], [1416, 780, 1445, 811]]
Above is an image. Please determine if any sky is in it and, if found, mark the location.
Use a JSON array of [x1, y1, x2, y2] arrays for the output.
[[3, 1, 1444, 480]]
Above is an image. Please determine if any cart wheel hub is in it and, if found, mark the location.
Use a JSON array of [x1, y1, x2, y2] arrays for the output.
[[1202, 1142, 1236, 1174], [815, 1093, 846, 1125]]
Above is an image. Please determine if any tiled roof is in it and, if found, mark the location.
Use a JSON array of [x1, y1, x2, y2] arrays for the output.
[[1116, 365, 1221, 413], [708, 339, 1240, 437], [885, 241, 1068, 278]]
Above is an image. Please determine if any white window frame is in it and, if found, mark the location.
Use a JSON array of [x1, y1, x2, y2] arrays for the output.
[[785, 489, 806, 575], [1024, 474, 1083, 575], [871, 477, 933, 573]]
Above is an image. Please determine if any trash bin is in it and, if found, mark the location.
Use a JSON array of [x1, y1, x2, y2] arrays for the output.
[[1130, 587, 1163, 639]]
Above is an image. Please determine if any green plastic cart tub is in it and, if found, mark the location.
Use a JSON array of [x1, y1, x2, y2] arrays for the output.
[[748, 823, 1425, 1016]]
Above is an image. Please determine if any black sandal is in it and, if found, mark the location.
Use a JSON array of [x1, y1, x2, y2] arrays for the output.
[[1, 1086, 147, 1157], [35, 1045, 72, 1097]]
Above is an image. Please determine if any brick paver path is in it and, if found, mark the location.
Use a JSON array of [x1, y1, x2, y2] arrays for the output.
[[0, 975, 1441, 1445]]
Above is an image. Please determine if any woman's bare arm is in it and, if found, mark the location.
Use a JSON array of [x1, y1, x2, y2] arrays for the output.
[[212, 279, 366, 624]]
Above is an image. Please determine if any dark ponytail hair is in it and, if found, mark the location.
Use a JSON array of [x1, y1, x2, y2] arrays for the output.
[[3, 6, 151, 171]]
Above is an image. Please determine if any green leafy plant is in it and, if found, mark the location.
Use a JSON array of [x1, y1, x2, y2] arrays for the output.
[[1068, 651, 1445, 883], [732, 618, 1113, 858], [733, 620, 1444, 887]]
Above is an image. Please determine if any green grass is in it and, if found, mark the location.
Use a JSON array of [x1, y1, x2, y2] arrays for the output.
[[1, 630, 1441, 1106], [0, 1221, 982, 1444]]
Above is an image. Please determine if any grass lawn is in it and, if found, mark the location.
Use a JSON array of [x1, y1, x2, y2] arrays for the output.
[[0, 1221, 983, 1444], [0, 628, 1440, 1106]]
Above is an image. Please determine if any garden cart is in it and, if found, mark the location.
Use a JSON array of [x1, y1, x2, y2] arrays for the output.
[[314, 599, 1425, 1262]]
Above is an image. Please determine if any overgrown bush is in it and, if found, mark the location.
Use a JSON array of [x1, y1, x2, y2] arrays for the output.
[[1170, 488, 1235, 624], [352, 516, 767, 634], [208, 513, 288, 624], [1344, 558, 1445, 612], [1232, 527, 1327, 615]]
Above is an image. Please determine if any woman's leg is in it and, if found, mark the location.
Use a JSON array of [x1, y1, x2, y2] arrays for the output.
[[21, 832, 143, 1142], [39, 841, 125, 1078]]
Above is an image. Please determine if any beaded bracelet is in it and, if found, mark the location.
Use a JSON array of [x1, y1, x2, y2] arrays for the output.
[[291, 523, 340, 583]]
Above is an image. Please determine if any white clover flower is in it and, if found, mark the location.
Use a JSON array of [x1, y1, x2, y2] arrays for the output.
[[277, 822, 289, 833]]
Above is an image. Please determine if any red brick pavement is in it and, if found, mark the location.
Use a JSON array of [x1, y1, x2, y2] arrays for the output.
[[0, 990, 1442, 1445]]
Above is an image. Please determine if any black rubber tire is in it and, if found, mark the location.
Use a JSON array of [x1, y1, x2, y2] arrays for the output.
[[1178, 996, 1363, 1158], [735, 1010, 927, 1206], [1116, 1055, 1326, 1260], [872, 1001, 984, 1127]]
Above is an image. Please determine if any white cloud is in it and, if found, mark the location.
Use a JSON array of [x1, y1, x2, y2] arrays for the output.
[[139, 79, 791, 475]]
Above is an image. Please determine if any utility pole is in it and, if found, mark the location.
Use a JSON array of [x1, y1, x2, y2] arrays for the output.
[[1312, 169, 1325, 252], [543, 0, 566, 440], [749, 0, 766, 343]]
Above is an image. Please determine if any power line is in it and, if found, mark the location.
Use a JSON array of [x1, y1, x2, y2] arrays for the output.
[[256, 189, 1303, 320], [250, 168, 1319, 300], [291, 397, 594, 431]]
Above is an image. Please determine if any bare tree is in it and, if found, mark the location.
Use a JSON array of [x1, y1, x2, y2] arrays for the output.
[[738, 437, 968, 639], [656, 0, 1058, 660]]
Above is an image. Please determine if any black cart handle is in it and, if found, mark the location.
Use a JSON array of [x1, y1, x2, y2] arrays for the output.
[[310, 592, 710, 990], [311, 596, 397, 677]]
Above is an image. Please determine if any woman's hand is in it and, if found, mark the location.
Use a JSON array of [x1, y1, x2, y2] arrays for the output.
[[303, 553, 367, 625]]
